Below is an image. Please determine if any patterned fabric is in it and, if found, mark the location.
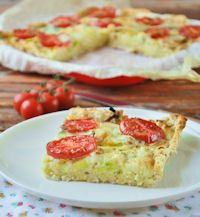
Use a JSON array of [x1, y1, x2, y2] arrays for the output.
[[0, 176, 200, 217]]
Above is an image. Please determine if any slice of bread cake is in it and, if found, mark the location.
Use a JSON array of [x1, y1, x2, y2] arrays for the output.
[[42, 107, 186, 187]]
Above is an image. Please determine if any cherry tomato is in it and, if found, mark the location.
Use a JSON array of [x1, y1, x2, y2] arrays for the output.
[[179, 25, 200, 39], [13, 92, 34, 113], [136, 17, 163, 26], [46, 135, 97, 159], [54, 87, 74, 109], [120, 118, 165, 144], [20, 98, 43, 119], [145, 27, 169, 39], [40, 92, 59, 113], [39, 32, 71, 47], [29, 85, 47, 98], [50, 16, 80, 28], [88, 6, 116, 18], [45, 79, 65, 89], [13, 29, 36, 39], [62, 118, 97, 133], [90, 18, 121, 28]]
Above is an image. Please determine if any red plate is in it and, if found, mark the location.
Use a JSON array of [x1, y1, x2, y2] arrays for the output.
[[67, 72, 146, 87]]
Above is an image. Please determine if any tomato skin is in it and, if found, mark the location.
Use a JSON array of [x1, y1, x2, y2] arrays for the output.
[[20, 98, 43, 119], [39, 32, 71, 47], [90, 19, 121, 28], [136, 17, 163, 26], [179, 25, 200, 39], [120, 118, 165, 144], [45, 79, 65, 89], [50, 16, 80, 28], [46, 135, 97, 159], [29, 85, 47, 98], [62, 118, 97, 133], [40, 92, 59, 113], [13, 92, 34, 113], [145, 27, 169, 39], [89, 6, 116, 18], [13, 29, 36, 39], [54, 87, 74, 109], [29, 89, 39, 98]]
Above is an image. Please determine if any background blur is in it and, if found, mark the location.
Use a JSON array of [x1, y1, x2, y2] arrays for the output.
[[0, 0, 199, 18]]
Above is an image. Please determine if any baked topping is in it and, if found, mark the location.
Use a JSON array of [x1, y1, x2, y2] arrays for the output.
[[136, 17, 163, 26], [46, 135, 97, 159], [62, 118, 97, 133], [13, 29, 36, 39], [50, 16, 80, 28], [119, 118, 165, 144]]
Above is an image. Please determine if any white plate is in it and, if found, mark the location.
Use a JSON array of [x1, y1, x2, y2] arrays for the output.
[[0, 107, 200, 209]]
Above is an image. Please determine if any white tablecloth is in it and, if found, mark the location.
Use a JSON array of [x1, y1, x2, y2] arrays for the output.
[[0, 176, 200, 217]]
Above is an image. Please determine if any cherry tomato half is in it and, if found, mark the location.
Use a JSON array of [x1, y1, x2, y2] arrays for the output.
[[88, 6, 116, 18], [20, 98, 43, 119], [50, 16, 80, 28], [46, 135, 97, 159], [13, 29, 36, 39], [179, 25, 200, 39], [90, 18, 121, 28], [145, 27, 169, 39], [62, 118, 97, 133], [120, 118, 165, 144], [39, 32, 71, 47], [136, 17, 163, 26]]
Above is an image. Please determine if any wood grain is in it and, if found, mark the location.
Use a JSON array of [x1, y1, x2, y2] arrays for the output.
[[0, 0, 200, 19], [130, 0, 200, 19], [1, 66, 200, 132], [0, 1, 200, 132]]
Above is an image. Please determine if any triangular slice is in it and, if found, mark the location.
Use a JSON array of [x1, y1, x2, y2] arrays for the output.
[[42, 107, 186, 187]]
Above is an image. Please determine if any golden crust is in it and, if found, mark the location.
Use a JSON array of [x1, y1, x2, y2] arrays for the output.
[[76, 7, 99, 18], [65, 107, 126, 123], [151, 114, 187, 180], [120, 8, 152, 17]]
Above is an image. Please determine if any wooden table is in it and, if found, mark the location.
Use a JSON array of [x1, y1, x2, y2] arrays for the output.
[[0, 1, 200, 132]]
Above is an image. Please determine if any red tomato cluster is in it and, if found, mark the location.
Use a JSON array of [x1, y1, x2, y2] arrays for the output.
[[13, 78, 75, 119]]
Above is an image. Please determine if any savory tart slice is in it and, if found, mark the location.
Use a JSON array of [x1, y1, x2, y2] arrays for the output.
[[120, 8, 188, 27], [3, 24, 108, 61], [42, 107, 187, 187], [108, 24, 198, 58]]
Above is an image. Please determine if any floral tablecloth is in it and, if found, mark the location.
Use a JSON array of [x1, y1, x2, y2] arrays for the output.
[[0, 176, 200, 217]]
